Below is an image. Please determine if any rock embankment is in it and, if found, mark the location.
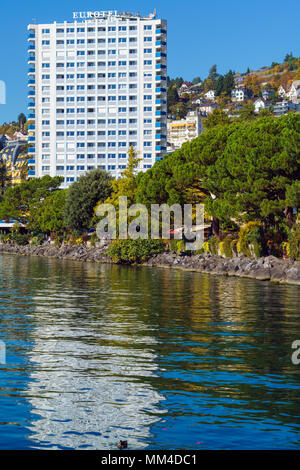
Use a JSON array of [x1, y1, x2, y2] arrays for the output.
[[0, 243, 110, 263], [145, 252, 300, 286], [0, 243, 299, 286]]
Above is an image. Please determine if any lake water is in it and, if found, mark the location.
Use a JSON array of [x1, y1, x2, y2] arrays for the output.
[[0, 254, 299, 450]]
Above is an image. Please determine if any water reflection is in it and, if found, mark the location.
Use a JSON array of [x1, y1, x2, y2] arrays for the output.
[[0, 254, 299, 449]]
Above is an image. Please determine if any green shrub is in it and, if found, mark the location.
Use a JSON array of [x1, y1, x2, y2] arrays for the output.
[[219, 236, 233, 258], [288, 224, 300, 260], [106, 238, 165, 264], [238, 221, 264, 257], [209, 236, 219, 255], [11, 232, 30, 246]]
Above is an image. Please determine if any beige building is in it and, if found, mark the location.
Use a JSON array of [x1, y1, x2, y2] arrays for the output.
[[167, 110, 203, 152]]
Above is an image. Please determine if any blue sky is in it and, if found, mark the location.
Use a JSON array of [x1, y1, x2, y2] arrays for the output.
[[1, 0, 300, 123]]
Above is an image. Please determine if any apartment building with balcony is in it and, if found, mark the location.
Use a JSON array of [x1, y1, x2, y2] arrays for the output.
[[27, 10, 167, 186], [167, 110, 203, 152]]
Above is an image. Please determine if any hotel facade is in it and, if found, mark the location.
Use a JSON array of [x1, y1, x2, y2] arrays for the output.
[[27, 11, 167, 187]]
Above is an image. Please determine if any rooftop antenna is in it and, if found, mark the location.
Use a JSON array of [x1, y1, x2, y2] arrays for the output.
[[32, 18, 36, 24], [154, 8, 157, 18]]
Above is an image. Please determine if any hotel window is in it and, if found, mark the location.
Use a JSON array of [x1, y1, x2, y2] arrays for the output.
[[108, 27, 116, 31], [108, 38, 116, 43], [67, 28, 74, 33], [77, 154, 85, 158], [77, 166, 85, 171], [144, 60, 152, 65], [108, 73, 116, 78], [77, 85, 85, 90], [98, 27, 106, 32], [119, 61, 126, 66], [119, 38, 126, 43], [42, 40, 50, 45], [42, 154, 50, 160], [144, 48, 152, 54], [129, 26, 137, 31], [119, 153, 126, 158], [77, 51, 85, 55], [87, 27, 95, 32], [108, 61, 116, 66], [108, 119, 116, 124], [144, 37, 152, 42], [42, 166, 50, 171], [77, 131, 84, 136], [144, 153, 152, 158], [67, 120, 74, 125], [144, 25, 152, 30], [119, 26, 126, 31], [67, 40, 74, 44], [77, 120, 85, 124], [144, 142, 151, 147], [118, 107, 126, 113], [108, 154, 116, 158], [77, 28, 85, 32], [42, 63, 50, 68], [42, 29, 50, 33]]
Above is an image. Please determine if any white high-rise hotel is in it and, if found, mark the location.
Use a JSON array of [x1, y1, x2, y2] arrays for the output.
[[27, 10, 167, 187]]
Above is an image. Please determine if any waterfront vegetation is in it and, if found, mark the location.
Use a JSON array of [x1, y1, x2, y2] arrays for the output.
[[0, 114, 299, 263]]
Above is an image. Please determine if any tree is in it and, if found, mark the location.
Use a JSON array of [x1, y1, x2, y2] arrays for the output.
[[0, 162, 11, 197], [192, 76, 201, 85], [204, 114, 300, 229], [208, 64, 218, 81], [167, 86, 179, 113], [204, 109, 231, 129], [31, 189, 68, 233], [215, 75, 224, 96], [18, 113, 27, 131], [222, 70, 235, 96], [239, 102, 256, 121], [0, 175, 63, 224], [64, 168, 112, 231], [103, 146, 141, 210]]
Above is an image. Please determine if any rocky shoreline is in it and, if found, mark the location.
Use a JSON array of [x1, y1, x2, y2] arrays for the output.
[[0, 243, 300, 286]]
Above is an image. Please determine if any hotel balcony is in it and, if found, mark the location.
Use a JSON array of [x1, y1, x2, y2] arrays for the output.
[[28, 114, 35, 119], [28, 159, 35, 164], [28, 56, 35, 63], [28, 147, 35, 153], [28, 68, 35, 75]]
